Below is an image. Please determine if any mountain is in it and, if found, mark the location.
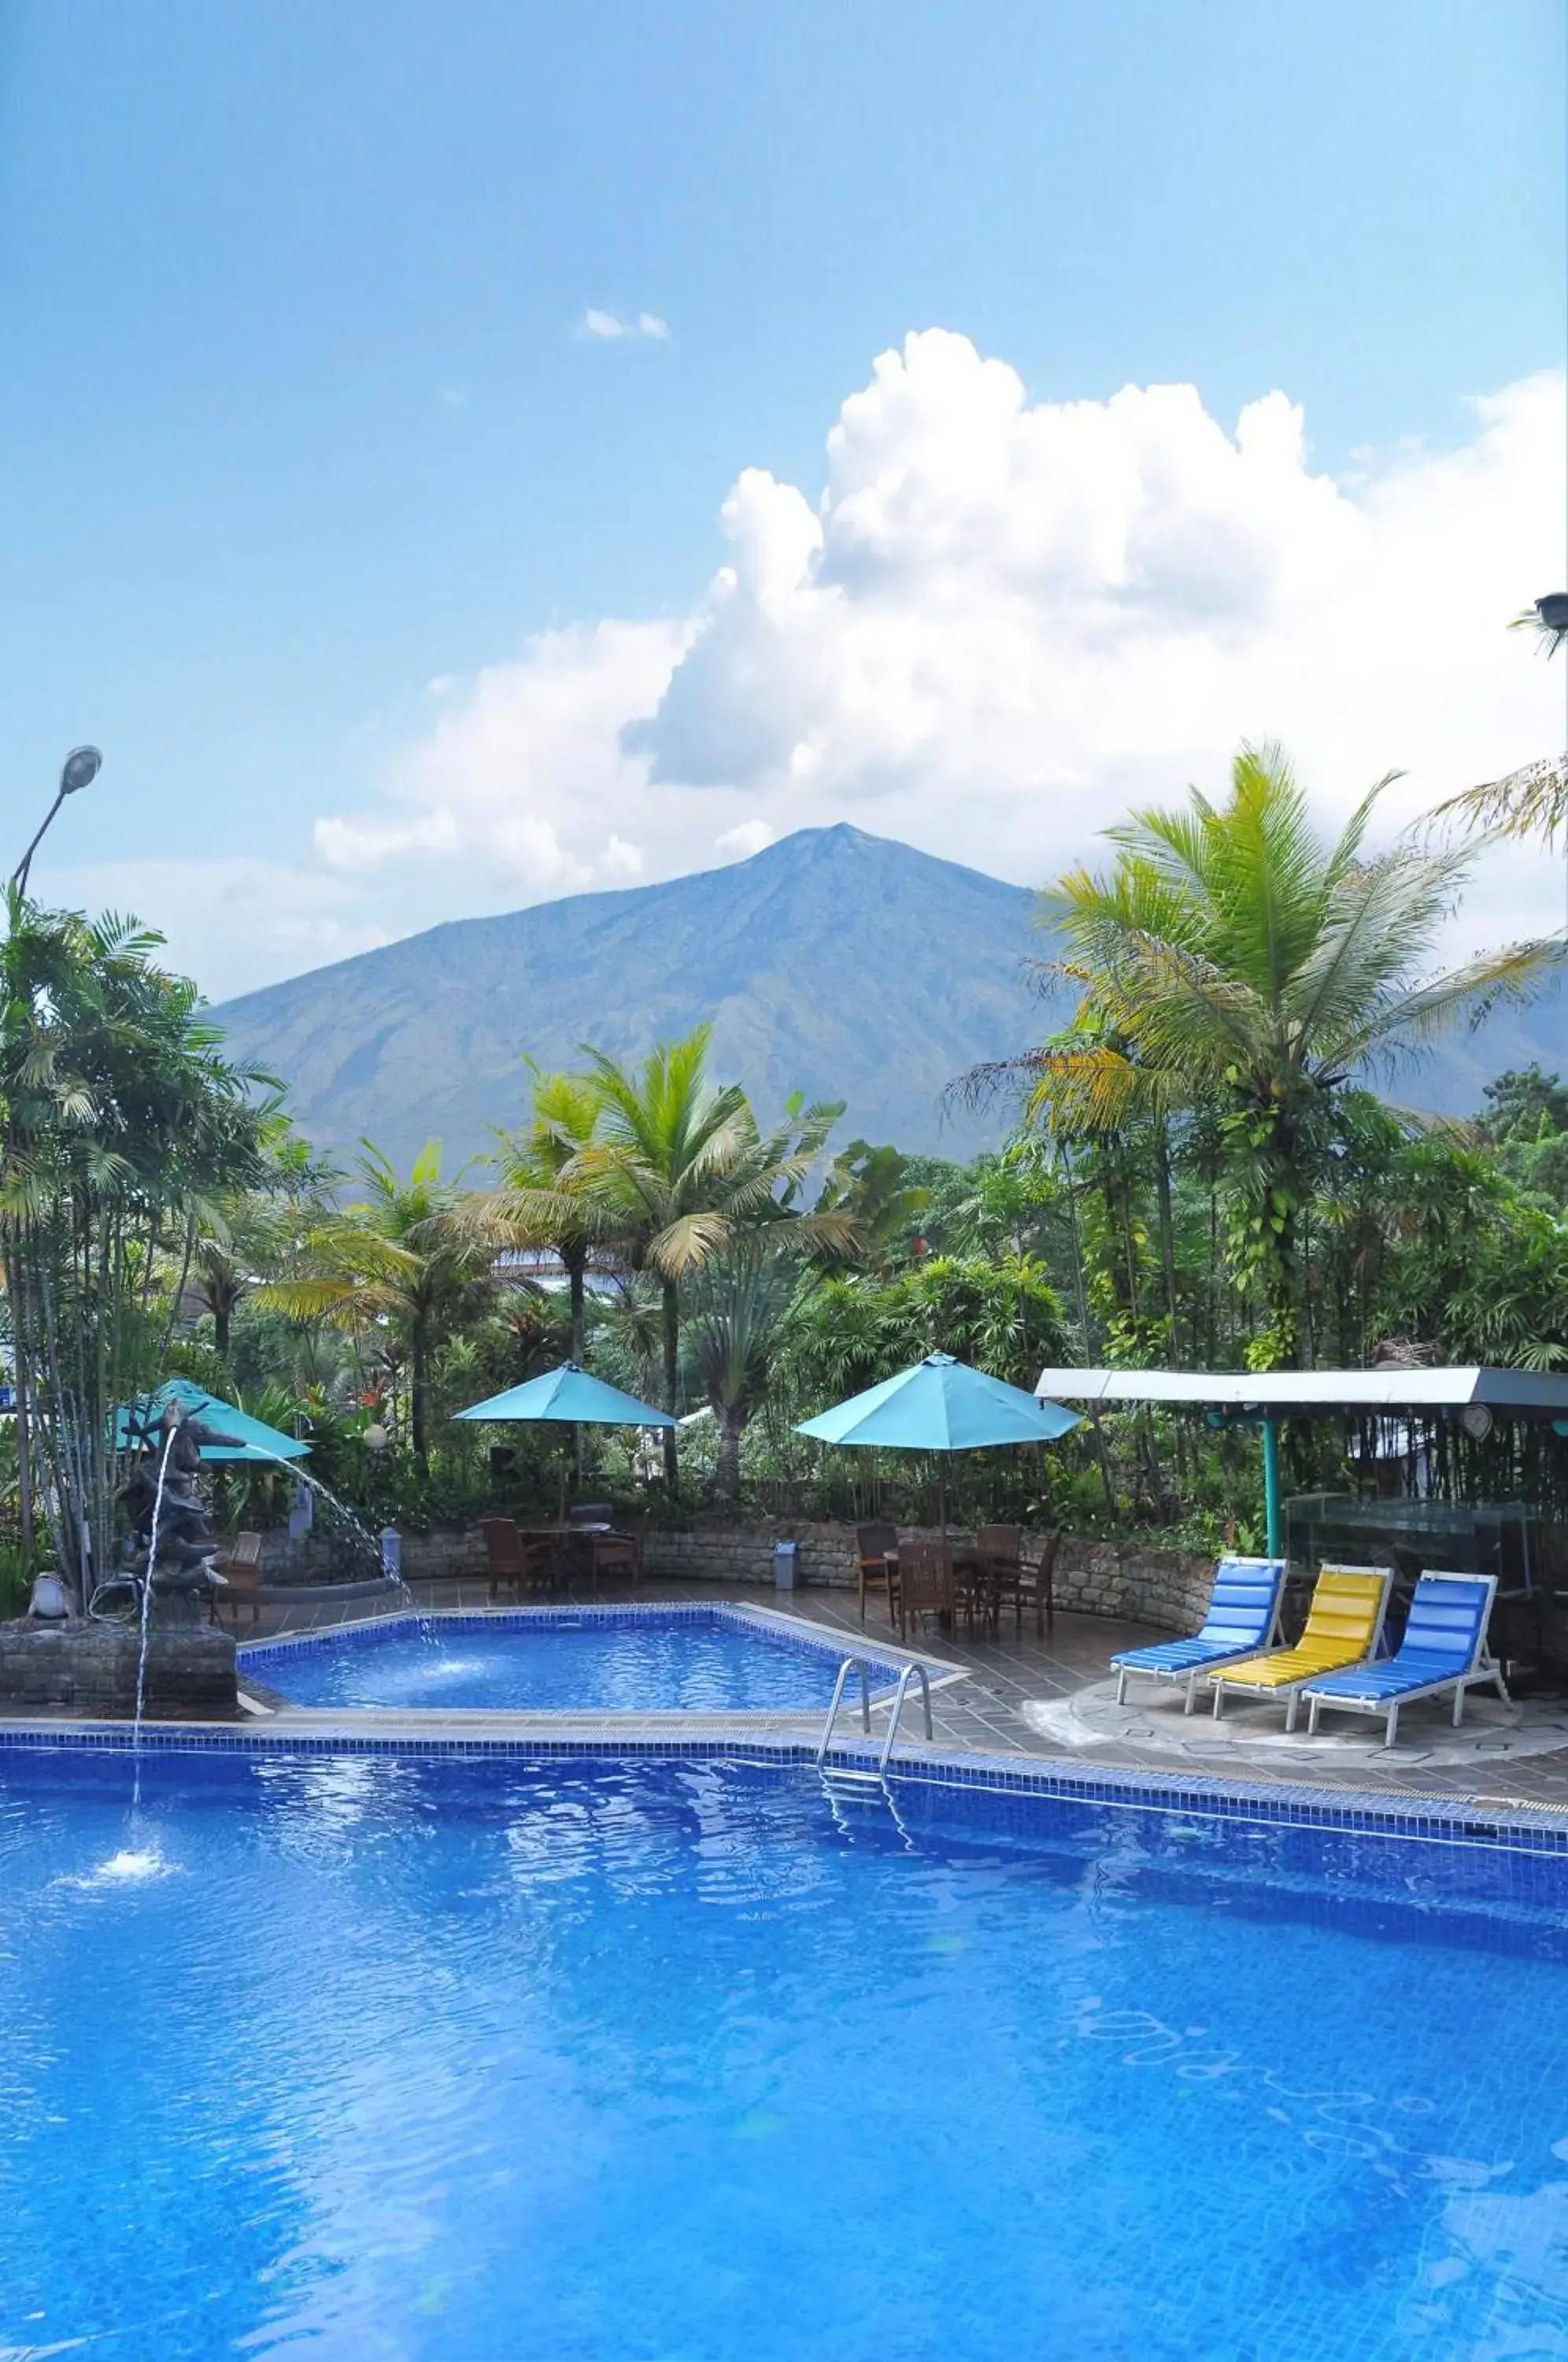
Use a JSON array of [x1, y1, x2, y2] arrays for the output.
[[210, 823, 1564, 1173], [210, 827, 1059, 1169]]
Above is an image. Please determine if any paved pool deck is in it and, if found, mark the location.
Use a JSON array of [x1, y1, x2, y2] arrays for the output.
[[210, 1572, 1568, 1815]]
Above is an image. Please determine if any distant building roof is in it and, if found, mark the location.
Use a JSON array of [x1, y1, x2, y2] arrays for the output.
[[492, 1248, 619, 1295], [1032, 1366, 1568, 1420]]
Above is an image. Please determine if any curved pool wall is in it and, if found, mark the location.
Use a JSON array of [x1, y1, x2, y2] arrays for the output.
[[3, 1738, 1568, 2362], [237, 1600, 916, 1715]]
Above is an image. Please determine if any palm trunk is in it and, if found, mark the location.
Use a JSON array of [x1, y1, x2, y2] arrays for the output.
[[661, 1279, 679, 1493], [1154, 1120, 1180, 1362], [411, 1322, 429, 1475], [566, 1251, 588, 1493], [215, 1299, 232, 1368], [715, 1406, 743, 1501], [567, 1252, 586, 1364]]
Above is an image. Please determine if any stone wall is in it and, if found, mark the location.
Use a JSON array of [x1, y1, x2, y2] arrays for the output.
[[0, 1616, 238, 1718], [261, 1516, 1219, 1636], [644, 1520, 1214, 1631], [258, 1527, 486, 1586]]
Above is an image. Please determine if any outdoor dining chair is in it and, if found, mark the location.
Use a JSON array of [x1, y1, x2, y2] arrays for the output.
[[895, 1538, 955, 1639], [212, 1531, 264, 1627], [855, 1522, 900, 1624], [985, 1527, 1062, 1638], [587, 1511, 649, 1587], [479, 1516, 556, 1604]]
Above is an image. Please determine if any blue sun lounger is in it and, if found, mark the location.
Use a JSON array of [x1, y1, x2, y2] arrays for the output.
[[1302, 1571, 1509, 1746], [1111, 1557, 1286, 1715]]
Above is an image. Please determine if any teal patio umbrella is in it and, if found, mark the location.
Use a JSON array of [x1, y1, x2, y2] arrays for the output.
[[455, 1360, 676, 1515], [454, 1361, 675, 1431], [796, 1351, 1079, 1529], [116, 1376, 310, 1464]]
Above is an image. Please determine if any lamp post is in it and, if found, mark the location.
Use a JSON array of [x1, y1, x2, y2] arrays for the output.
[[9, 746, 102, 1565], [11, 744, 102, 897]]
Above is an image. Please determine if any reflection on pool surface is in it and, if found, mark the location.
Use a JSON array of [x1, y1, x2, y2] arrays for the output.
[[2, 1750, 1567, 2361], [242, 1605, 901, 1713]]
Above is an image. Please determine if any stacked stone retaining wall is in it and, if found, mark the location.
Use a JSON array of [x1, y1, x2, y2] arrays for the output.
[[263, 1519, 1215, 1635]]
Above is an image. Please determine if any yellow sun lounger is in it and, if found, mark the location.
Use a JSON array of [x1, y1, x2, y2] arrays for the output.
[[1207, 1564, 1392, 1731]]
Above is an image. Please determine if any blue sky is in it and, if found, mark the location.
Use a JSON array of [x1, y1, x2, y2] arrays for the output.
[[1, 1, 1562, 996]]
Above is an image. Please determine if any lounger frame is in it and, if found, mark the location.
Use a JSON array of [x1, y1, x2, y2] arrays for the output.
[[1207, 1563, 1392, 1733], [1111, 1557, 1286, 1716], [1303, 1571, 1509, 1747]]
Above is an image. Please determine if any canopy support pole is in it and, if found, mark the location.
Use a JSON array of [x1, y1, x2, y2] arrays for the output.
[[1262, 1415, 1282, 1559]]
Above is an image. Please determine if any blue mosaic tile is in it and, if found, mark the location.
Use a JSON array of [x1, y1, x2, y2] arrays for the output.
[[2, 1715, 1567, 1867]]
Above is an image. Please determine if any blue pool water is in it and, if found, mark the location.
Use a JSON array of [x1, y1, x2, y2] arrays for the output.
[[2, 1751, 1568, 2361], [246, 1608, 894, 1712]]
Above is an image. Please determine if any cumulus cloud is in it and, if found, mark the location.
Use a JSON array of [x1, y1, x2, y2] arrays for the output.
[[314, 805, 459, 870], [716, 820, 775, 860], [318, 330, 1562, 954], [107, 331, 1561, 1001], [605, 834, 645, 876], [44, 855, 394, 1004], [576, 308, 671, 341]]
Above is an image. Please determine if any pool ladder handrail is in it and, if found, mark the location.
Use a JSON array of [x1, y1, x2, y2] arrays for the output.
[[877, 1662, 934, 1772], [815, 1656, 934, 1774], [815, 1657, 874, 1764]]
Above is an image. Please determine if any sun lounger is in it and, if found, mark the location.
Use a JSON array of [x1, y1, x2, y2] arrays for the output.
[[1110, 1557, 1286, 1713], [1208, 1563, 1392, 1731], [1302, 1571, 1508, 1746]]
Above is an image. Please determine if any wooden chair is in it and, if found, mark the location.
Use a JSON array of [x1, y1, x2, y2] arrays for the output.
[[997, 1530, 1061, 1637], [480, 1516, 555, 1604], [895, 1538, 954, 1639], [965, 1523, 1023, 1637], [588, 1511, 649, 1587], [855, 1522, 900, 1624], [213, 1531, 264, 1627]]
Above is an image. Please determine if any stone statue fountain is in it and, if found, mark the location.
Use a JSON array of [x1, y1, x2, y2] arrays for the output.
[[118, 1399, 245, 1616], [0, 1398, 242, 1720]]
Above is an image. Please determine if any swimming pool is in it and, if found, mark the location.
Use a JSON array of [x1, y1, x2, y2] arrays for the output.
[[2, 1745, 1566, 2361], [241, 1604, 907, 1713]]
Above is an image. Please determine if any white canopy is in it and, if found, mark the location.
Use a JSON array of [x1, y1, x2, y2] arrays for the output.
[[1031, 1366, 1568, 1420]]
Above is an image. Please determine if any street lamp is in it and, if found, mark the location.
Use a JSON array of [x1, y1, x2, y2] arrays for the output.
[[9, 743, 102, 1564], [11, 744, 103, 896]]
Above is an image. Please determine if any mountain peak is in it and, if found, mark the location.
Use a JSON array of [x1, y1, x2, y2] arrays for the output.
[[213, 827, 1046, 1165], [209, 818, 1545, 1170]]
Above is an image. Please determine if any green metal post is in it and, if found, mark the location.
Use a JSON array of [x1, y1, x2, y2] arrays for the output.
[[1261, 1415, 1282, 1560]]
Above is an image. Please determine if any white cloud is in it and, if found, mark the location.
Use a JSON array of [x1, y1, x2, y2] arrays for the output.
[[313, 805, 459, 871], [77, 332, 1567, 1004], [42, 856, 394, 1004], [322, 330, 1562, 952], [576, 308, 671, 342], [716, 820, 775, 859]]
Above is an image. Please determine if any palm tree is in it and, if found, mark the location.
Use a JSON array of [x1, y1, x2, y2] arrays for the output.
[[1432, 599, 1567, 881], [1434, 753, 1566, 861], [478, 1065, 612, 1364], [260, 1140, 491, 1472], [1023, 742, 1557, 1365], [684, 1243, 800, 1499], [568, 1027, 856, 1487], [0, 889, 267, 1573]]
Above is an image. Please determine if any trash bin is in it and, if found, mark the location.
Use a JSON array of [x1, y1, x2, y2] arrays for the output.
[[379, 1527, 402, 1583], [772, 1540, 799, 1592]]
